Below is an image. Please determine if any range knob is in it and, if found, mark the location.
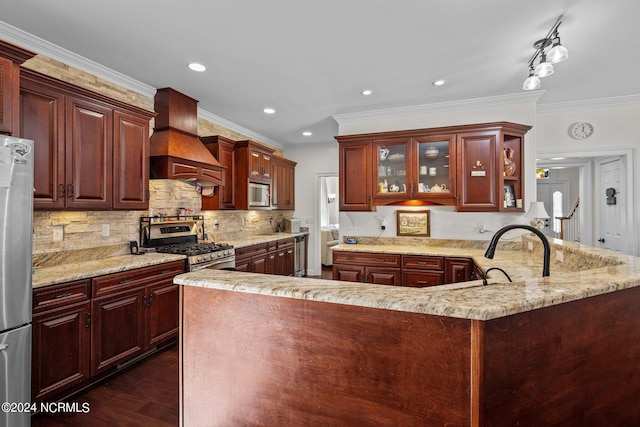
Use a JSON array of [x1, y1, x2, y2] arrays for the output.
[[196, 256, 202, 262]]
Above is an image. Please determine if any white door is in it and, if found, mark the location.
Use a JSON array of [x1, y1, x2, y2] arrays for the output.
[[536, 180, 569, 239], [598, 157, 626, 253]]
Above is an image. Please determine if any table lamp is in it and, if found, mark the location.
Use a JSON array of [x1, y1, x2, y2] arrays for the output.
[[525, 201, 550, 231]]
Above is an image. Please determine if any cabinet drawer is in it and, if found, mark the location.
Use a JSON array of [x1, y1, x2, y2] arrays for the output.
[[33, 279, 91, 314], [403, 270, 444, 287], [235, 243, 268, 258], [266, 241, 278, 251], [277, 238, 294, 249], [402, 255, 444, 270], [92, 260, 185, 298], [332, 251, 401, 267]]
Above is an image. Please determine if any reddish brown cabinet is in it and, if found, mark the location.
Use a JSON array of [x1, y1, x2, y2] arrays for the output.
[[20, 69, 154, 210], [271, 156, 296, 210], [234, 141, 274, 210], [333, 251, 478, 287], [332, 252, 402, 285], [32, 279, 91, 402], [337, 139, 373, 211], [201, 135, 236, 210], [0, 40, 35, 135], [31, 260, 185, 403], [237, 239, 295, 276], [336, 122, 530, 212]]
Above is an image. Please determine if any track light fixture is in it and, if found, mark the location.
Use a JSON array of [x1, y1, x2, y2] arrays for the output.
[[522, 15, 569, 91]]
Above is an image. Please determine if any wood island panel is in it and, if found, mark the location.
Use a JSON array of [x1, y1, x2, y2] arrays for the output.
[[181, 286, 472, 427]]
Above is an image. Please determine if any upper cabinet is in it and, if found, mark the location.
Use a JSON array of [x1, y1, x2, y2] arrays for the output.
[[271, 156, 296, 210], [20, 69, 155, 211], [0, 40, 36, 135], [336, 122, 531, 212], [201, 135, 236, 210]]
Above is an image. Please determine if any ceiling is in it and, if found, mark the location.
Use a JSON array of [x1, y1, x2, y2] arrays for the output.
[[0, 0, 638, 148]]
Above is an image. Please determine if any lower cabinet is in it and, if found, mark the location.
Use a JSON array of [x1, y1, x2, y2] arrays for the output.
[[31, 260, 185, 403], [333, 251, 478, 287], [237, 238, 295, 276]]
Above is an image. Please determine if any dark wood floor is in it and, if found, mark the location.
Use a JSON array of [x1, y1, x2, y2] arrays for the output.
[[32, 345, 178, 427], [321, 265, 332, 280]]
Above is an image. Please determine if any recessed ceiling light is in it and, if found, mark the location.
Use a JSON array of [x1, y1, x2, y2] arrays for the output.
[[188, 63, 206, 72], [432, 79, 447, 86], [302, 131, 312, 136], [361, 89, 373, 96], [263, 108, 276, 114]]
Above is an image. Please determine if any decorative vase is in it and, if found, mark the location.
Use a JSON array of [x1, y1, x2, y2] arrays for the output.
[[503, 148, 516, 176]]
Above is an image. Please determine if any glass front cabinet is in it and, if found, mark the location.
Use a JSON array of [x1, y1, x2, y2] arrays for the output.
[[373, 136, 456, 205], [337, 122, 531, 212]]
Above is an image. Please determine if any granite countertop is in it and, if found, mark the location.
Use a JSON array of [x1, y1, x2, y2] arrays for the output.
[[32, 232, 308, 289], [32, 253, 186, 289], [174, 237, 640, 321], [225, 231, 309, 249]]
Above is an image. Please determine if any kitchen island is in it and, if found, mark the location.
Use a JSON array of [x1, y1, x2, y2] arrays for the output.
[[175, 236, 640, 426]]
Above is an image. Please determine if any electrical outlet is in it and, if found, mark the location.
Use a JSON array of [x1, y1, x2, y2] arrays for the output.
[[556, 250, 564, 262], [102, 224, 110, 237], [214, 221, 220, 229], [52, 225, 64, 241], [527, 242, 533, 251]]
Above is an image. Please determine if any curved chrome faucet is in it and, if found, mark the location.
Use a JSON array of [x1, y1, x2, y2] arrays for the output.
[[484, 224, 551, 277]]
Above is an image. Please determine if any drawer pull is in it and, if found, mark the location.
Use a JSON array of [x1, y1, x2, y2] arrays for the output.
[[417, 281, 429, 284], [376, 259, 387, 262], [54, 293, 73, 299], [118, 278, 133, 284], [161, 270, 174, 274], [415, 262, 427, 265]]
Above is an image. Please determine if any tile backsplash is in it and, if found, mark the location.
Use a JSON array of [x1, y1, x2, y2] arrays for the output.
[[33, 179, 293, 258]]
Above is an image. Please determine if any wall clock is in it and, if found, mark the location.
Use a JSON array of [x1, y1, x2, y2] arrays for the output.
[[569, 122, 594, 140]]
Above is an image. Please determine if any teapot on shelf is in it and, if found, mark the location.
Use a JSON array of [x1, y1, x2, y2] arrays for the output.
[[430, 183, 448, 192], [389, 184, 400, 192], [379, 147, 390, 161]]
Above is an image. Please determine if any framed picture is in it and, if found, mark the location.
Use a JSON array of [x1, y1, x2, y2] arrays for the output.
[[396, 210, 430, 237], [503, 184, 516, 208]]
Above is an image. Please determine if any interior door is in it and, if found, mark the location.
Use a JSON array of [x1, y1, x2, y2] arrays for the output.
[[598, 157, 626, 253]]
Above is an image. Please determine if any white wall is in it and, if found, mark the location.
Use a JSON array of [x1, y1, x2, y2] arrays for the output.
[[284, 142, 338, 276], [537, 101, 640, 254]]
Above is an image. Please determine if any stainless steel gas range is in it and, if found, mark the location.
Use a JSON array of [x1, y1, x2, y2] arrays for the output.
[[140, 216, 235, 272]]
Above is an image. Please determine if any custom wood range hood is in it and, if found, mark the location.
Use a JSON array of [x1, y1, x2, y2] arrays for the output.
[[150, 87, 225, 188]]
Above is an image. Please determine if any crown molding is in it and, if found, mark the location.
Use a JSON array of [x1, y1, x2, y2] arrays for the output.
[[198, 109, 283, 149], [332, 91, 546, 125], [0, 19, 280, 148], [0, 20, 156, 99], [537, 94, 640, 113]]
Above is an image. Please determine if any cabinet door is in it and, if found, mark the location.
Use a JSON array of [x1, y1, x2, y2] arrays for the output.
[[65, 96, 113, 210], [249, 150, 271, 179], [285, 245, 295, 276], [373, 137, 411, 202], [270, 160, 280, 209], [218, 142, 236, 209], [456, 131, 499, 211], [91, 288, 145, 376], [366, 267, 402, 286], [252, 254, 268, 274], [32, 302, 91, 402], [413, 136, 456, 202], [266, 251, 277, 275], [0, 56, 14, 134], [332, 265, 365, 282], [234, 256, 251, 272], [339, 141, 373, 211], [402, 270, 444, 287], [283, 162, 295, 209], [445, 258, 473, 284], [146, 281, 179, 348], [20, 78, 66, 209], [113, 111, 149, 210]]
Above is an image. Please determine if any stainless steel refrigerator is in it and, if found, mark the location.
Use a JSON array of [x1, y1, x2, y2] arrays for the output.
[[0, 136, 33, 427]]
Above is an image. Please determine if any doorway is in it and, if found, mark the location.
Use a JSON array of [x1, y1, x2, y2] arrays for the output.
[[536, 178, 569, 239], [536, 149, 635, 255]]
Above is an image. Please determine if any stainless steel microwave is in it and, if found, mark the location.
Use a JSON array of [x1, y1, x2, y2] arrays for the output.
[[249, 182, 270, 207]]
